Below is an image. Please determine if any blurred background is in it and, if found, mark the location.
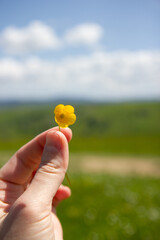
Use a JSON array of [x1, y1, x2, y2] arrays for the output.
[[0, 0, 160, 239]]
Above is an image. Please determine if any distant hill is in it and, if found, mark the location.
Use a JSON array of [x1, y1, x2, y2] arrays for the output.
[[0, 98, 93, 107], [0, 97, 160, 107]]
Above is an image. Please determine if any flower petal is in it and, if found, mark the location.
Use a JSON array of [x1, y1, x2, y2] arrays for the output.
[[67, 113, 76, 125], [54, 104, 64, 114], [64, 105, 74, 114]]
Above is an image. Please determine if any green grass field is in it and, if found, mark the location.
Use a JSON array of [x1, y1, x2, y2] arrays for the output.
[[0, 102, 160, 155], [0, 102, 160, 239], [60, 174, 160, 240]]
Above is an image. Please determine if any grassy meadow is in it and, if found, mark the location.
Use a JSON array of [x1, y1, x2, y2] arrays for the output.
[[0, 101, 160, 155], [61, 174, 160, 240], [0, 101, 160, 239]]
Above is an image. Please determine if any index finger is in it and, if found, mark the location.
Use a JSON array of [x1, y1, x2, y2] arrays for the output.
[[0, 127, 72, 185]]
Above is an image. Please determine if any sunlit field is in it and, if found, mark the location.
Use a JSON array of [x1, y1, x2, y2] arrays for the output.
[[0, 102, 160, 240], [60, 174, 160, 240], [0, 102, 160, 155]]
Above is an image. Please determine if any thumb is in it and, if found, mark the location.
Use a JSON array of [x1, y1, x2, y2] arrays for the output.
[[25, 130, 69, 204]]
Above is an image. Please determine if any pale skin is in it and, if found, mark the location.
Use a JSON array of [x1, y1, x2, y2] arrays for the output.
[[0, 127, 72, 240]]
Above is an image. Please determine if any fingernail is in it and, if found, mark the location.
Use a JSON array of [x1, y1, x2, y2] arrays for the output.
[[46, 131, 62, 151]]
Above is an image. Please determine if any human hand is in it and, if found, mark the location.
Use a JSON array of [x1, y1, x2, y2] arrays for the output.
[[0, 127, 72, 240]]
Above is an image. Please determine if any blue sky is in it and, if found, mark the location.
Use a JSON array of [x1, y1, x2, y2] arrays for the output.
[[0, 0, 160, 101], [1, 0, 159, 51]]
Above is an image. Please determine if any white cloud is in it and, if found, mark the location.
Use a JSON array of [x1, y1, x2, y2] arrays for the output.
[[0, 22, 104, 55], [0, 21, 60, 54], [0, 58, 25, 80], [63, 23, 103, 46], [0, 51, 160, 101]]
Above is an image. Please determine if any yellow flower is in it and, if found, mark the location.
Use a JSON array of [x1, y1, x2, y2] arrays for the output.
[[54, 104, 76, 128]]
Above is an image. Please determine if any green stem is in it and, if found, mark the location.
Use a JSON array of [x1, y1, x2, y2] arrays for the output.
[[65, 172, 71, 186]]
